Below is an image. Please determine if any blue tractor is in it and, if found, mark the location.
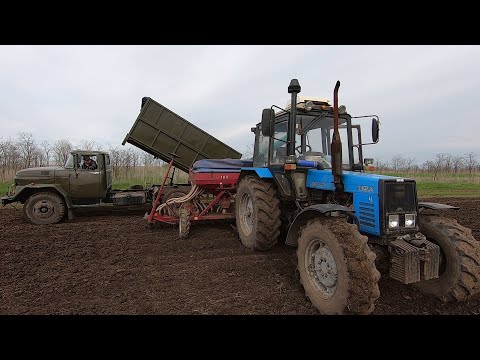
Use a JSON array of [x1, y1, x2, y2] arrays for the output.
[[235, 79, 480, 314]]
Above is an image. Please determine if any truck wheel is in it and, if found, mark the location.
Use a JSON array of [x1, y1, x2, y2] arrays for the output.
[[414, 216, 480, 302], [235, 176, 281, 251], [297, 218, 380, 315], [178, 207, 191, 239], [23, 192, 66, 225]]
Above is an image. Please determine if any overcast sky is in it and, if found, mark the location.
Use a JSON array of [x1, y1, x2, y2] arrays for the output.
[[0, 45, 479, 164]]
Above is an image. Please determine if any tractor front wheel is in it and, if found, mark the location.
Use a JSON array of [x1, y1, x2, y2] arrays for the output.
[[297, 217, 381, 315], [414, 216, 480, 302]]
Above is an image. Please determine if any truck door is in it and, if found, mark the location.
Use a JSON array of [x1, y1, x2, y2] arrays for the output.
[[70, 154, 103, 199]]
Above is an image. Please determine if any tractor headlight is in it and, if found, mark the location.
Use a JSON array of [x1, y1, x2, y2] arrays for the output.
[[405, 214, 416, 227], [388, 214, 399, 228]]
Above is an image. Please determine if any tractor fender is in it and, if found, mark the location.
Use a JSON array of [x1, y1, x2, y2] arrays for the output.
[[285, 204, 359, 247], [239, 167, 273, 180], [418, 202, 459, 211]]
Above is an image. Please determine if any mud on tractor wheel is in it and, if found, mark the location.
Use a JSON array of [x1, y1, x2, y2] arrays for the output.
[[235, 176, 281, 251], [414, 215, 480, 302], [23, 191, 66, 225], [297, 217, 381, 315]]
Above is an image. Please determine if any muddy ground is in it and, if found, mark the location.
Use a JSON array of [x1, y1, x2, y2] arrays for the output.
[[1, 197, 479, 315]]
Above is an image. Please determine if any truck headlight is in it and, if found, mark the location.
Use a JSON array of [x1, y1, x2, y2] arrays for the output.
[[405, 214, 416, 227], [388, 214, 399, 228]]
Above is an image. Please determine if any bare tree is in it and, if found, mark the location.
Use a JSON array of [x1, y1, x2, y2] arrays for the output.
[[108, 146, 123, 179], [451, 154, 464, 173], [143, 152, 155, 167], [431, 153, 449, 181], [404, 157, 417, 172], [374, 158, 389, 171], [465, 152, 478, 176], [0, 138, 20, 181], [40, 140, 52, 166], [130, 148, 141, 172], [78, 139, 101, 151], [17, 132, 37, 168], [390, 154, 405, 172], [53, 139, 73, 165]]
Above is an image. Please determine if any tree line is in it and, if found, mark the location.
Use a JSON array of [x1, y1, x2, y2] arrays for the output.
[[1, 132, 479, 182], [0, 132, 165, 182], [374, 152, 479, 180]]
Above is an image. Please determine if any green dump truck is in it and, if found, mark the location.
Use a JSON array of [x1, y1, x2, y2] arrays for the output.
[[1, 97, 241, 224]]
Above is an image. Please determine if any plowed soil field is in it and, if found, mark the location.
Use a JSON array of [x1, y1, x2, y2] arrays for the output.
[[1, 197, 479, 315]]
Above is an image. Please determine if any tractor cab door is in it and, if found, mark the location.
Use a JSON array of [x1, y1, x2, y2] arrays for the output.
[[253, 124, 270, 167]]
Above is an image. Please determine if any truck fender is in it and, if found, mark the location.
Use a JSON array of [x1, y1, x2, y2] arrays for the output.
[[418, 202, 459, 211], [285, 204, 359, 247], [14, 185, 73, 211]]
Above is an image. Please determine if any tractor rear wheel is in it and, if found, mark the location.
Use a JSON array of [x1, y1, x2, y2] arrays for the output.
[[235, 176, 281, 251], [297, 217, 381, 315], [23, 192, 66, 225], [414, 216, 480, 302]]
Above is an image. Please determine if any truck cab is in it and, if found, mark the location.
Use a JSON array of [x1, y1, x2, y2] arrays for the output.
[[1, 150, 124, 224]]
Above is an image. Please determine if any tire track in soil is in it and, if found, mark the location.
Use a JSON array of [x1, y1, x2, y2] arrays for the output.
[[1, 197, 479, 314]]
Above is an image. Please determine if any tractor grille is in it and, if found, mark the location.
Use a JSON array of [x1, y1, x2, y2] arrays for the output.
[[385, 182, 416, 213], [358, 202, 376, 228]]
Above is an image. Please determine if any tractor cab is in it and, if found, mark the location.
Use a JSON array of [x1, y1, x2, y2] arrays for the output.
[[252, 96, 379, 174]]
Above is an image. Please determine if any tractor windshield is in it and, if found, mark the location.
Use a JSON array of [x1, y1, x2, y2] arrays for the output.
[[295, 114, 351, 169]]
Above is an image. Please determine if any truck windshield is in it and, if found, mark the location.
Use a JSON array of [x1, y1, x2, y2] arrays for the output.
[[65, 154, 75, 168]]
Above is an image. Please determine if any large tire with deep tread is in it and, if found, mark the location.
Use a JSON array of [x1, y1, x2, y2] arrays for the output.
[[414, 215, 480, 302], [235, 176, 281, 251], [23, 192, 66, 225], [297, 218, 381, 315], [178, 207, 191, 239]]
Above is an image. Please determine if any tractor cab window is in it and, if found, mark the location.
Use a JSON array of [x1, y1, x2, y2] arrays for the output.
[[254, 126, 270, 167], [271, 120, 288, 164], [301, 127, 332, 169], [328, 126, 360, 168]]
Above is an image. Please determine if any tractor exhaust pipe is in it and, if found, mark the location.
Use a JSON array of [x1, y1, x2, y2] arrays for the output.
[[331, 81, 344, 192], [287, 79, 301, 160]]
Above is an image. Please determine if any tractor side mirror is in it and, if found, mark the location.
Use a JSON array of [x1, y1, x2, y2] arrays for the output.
[[261, 108, 275, 137], [372, 118, 380, 143]]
